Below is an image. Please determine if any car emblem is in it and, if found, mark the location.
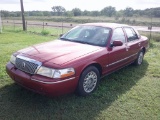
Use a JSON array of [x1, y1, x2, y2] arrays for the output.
[[22, 62, 26, 68]]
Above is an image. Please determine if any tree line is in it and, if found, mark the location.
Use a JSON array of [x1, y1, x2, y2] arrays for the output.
[[1, 6, 160, 18]]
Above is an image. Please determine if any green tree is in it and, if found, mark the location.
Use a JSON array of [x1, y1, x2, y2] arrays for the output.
[[101, 6, 116, 17], [72, 8, 82, 16], [153, 8, 160, 17], [27, 11, 43, 16], [82, 10, 91, 16], [9, 12, 16, 17], [51, 6, 66, 16], [64, 11, 73, 17], [1, 10, 9, 17], [43, 11, 51, 16], [124, 7, 134, 17], [36, 11, 43, 16], [16, 12, 21, 17], [91, 11, 100, 16]]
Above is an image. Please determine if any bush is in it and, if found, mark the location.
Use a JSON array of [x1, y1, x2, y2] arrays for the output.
[[115, 16, 119, 21], [41, 30, 50, 35], [121, 17, 126, 23], [126, 19, 130, 24], [132, 19, 136, 24]]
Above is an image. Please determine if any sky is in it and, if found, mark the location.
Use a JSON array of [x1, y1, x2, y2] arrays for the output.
[[0, 0, 160, 11]]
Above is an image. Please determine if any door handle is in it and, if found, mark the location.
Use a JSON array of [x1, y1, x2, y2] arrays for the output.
[[138, 43, 141, 46], [125, 44, 130, 51], [126, 46, 130, 51]]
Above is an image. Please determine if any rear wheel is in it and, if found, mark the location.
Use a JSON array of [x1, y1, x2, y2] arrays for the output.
[[134, 50, 144, 66], [77, 66, 100, 96]]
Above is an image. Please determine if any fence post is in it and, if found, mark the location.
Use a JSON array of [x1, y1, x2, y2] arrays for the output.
[[13, 20, 15, 31], [26, 21, 27, 31], [0, 10, 2, 33], [62, 22, 63, 34], [2, 19, 4, 30], [43, 22, 44, 30]]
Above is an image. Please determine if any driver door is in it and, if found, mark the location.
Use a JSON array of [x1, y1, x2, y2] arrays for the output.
[[107, 27, 130, 73]]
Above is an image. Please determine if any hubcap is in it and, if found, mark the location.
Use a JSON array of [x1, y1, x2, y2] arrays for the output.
[[83, 71, 97, 93], [138, 52, 143, 65]]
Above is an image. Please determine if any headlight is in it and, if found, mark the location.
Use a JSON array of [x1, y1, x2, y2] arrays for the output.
[[36, 66, 75, 79], [36, 66, 55, 78], [53, 68, 75, 78], [10, 55, 16, 65]]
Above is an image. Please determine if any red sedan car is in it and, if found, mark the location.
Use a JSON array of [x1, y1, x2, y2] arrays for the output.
[[6, 23, 149, 96]]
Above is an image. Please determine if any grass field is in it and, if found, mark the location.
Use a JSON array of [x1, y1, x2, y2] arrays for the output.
[[0, 31, 160, 120]]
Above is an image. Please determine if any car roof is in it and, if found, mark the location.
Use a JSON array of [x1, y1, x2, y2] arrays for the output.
[[80, 23, 129, 29]]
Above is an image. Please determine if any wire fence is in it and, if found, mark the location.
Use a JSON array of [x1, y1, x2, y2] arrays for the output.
[[1, 19, 160, 42], [1, 20, 75, 36]]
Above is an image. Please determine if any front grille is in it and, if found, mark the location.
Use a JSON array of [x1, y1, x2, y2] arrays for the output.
[[15, 55, 41, 74]]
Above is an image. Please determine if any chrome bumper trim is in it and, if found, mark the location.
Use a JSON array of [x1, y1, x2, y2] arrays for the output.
[[31, 77, 76, 84]]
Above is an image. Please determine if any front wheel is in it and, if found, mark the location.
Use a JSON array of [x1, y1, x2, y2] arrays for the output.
[[134, 50, 144, 66], [77, 66, 100, 96]]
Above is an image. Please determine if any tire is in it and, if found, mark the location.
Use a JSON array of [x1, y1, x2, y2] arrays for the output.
[[77, 66, 100, 96], [134, 50, 144, 66]]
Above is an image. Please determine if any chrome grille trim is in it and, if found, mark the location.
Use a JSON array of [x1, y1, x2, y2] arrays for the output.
[[15, 55, 42, 74]]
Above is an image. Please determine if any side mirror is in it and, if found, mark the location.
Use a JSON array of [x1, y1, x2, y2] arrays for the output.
[[110, 40, 123, 47], [59, 34, 63, 37]]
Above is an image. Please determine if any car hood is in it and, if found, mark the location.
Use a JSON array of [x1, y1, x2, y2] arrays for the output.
[[18, 40, 102, 65]]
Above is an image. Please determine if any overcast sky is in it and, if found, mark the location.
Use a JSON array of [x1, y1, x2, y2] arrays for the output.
[[0, 0, 160, 11]]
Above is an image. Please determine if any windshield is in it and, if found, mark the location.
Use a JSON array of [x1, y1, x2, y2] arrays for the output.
[[60, 25, 111, 47]]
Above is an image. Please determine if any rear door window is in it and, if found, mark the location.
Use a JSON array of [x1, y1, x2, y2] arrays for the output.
[[124, 27, 138, 42]]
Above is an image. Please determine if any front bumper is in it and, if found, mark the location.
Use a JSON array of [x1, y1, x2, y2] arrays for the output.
[[6, 62, 79, 96]]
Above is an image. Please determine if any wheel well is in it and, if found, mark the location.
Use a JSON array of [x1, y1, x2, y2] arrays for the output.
[[86, 63, 102, 77]]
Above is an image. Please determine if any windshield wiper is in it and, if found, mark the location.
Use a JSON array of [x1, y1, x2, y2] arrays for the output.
[[60, 38, 91, 45], [73, 40, 90, 45], [60, 38, 72, 41]]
